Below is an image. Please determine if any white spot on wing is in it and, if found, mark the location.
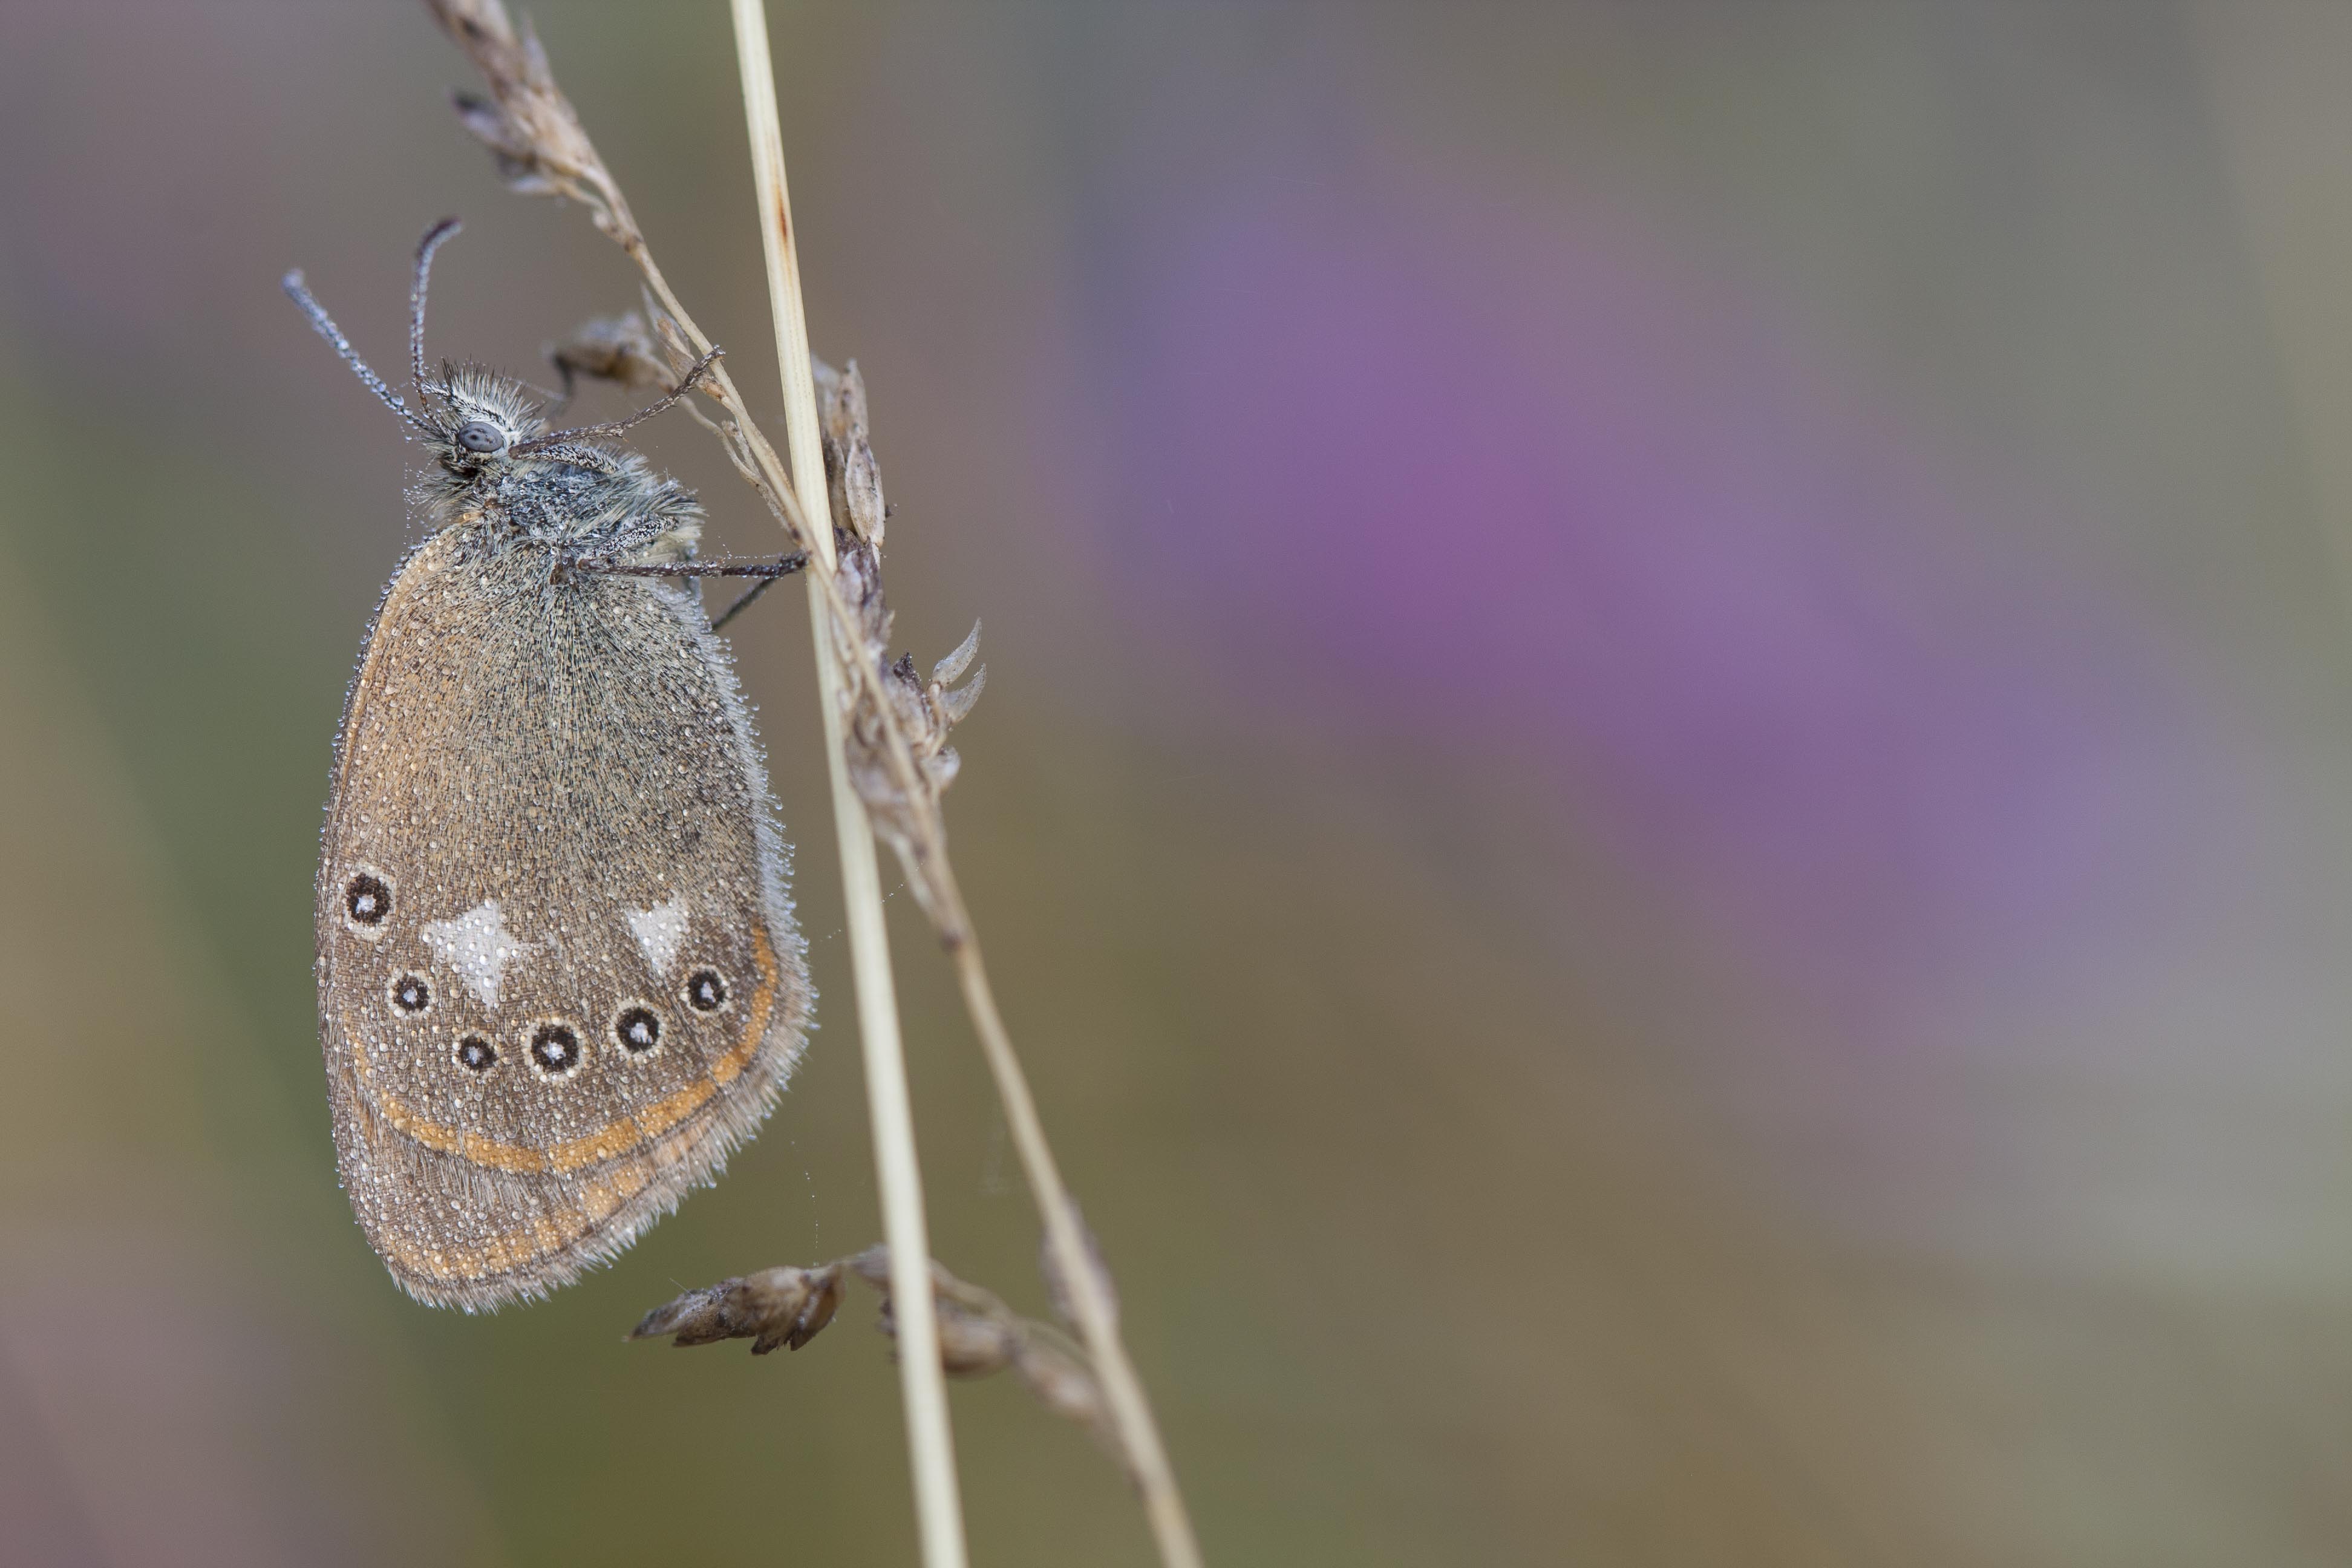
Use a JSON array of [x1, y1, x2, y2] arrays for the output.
[[627, 896, 690, 978], [423, 899, 532, 1008]]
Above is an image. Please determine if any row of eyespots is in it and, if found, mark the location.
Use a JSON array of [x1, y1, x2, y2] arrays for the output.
[[433, 970, 730, 1080], [450, 1015, 612, 1079], [386, 967, 728, 1026]]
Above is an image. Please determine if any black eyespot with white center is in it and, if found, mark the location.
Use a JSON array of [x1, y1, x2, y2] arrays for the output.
[[613, 1004, 662, 1054], [344, 871, 391, 932], [389, 973, 431, 1015], [455, 1034, 496, 1073], [454, 419, 506, 455], [529, 1021, 583, 1077], [684, 969, 728, 1013]]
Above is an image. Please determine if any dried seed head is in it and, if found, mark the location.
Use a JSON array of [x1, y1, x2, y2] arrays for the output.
[[831, 531, 984, 920], [634, 1247, 1122, 1467], [879, 1294, 1021, 1379], [549, 312, 680, 407], [816, 359, 887, 546], [629, 1263, 844, 1356], [805, 367, 987, 927], [428, 0, 626, 237]]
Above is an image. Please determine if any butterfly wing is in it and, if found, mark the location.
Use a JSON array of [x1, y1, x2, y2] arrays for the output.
[[316, 529, 809, 1310]]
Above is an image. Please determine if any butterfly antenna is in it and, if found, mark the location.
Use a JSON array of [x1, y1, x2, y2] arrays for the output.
[[282, 269, 434, 434], [411, 217, 463, 415], [515, 345, 724, 452]]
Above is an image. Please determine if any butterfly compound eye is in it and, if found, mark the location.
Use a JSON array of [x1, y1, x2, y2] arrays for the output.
[[454, 420, 506, 455]]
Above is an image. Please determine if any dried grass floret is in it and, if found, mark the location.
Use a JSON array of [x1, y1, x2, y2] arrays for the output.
[[633, 1248, 1119, 1456], [546, 312, 675, 407], [630, 1261, 846, 1355]]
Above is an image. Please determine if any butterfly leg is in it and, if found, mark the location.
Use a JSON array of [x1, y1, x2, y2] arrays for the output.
[[711, 575, 781, 632], [572, 552, 808, 630], [574, 553, 809, 581]]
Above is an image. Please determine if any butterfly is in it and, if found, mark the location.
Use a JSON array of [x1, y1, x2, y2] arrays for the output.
[[289, 218, 811, 1309]]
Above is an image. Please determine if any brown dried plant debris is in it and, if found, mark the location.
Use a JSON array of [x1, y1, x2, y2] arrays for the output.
[[817, 358, 887, 546], [632, 1249, 1116, 1457], [630, 1262, 846, 1356], [547, 312, 676, 407], [428, 0, 619, 232], [812, 360, 984, 921]]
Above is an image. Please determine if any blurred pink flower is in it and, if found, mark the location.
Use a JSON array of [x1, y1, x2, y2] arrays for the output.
[[1085, 155, 2229, 998]]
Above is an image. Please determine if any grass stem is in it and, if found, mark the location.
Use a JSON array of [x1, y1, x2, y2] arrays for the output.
[[729, 4, 968, 1566]]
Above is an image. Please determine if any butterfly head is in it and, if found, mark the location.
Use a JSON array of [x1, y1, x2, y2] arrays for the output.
[[419, 362, 550, 474]]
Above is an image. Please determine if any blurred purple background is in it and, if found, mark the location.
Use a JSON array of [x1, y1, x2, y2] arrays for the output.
[[5, 2, 2352, 1564]]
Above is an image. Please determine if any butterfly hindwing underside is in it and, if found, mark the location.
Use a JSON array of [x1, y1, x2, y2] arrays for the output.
[[316, 528, 809, 1310]]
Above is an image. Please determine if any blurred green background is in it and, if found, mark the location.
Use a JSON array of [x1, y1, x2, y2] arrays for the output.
[[8, 2, 2352, 1563]]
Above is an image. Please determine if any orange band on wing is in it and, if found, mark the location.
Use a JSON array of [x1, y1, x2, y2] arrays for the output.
[[344, 923, 781, 1181], [376, 1163, 656, 1284]]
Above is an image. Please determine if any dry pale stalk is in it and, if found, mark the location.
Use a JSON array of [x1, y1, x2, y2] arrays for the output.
[[726, 3, 967, 1564]]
